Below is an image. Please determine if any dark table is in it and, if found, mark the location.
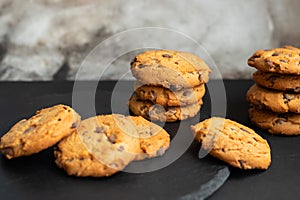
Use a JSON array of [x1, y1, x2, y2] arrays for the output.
[[0, 80, 299, 200]]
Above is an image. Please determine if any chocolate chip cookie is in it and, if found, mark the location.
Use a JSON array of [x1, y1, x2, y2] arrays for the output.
[[134, 81, 206, 107], [130, 50, 211, 89], [248, 46, 300, 74], [253, 70, 300, 92], [129, 94, 202, 122], [191, 117, 271, 170], [54, 114, 170, 177], [0, 104, 81, 159], [249, 106, 300, 135], [246, 84, 300, 113]]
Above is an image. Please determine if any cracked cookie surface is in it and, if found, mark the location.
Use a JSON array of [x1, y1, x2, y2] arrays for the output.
[[130, 50, 211, 89], [129, 94, 202, 122], [249, 106, 300, 135], [0, 104, 80, 159], [248, 46, 300, 74], [54, 114, 170, 177], [134, 81, 206, 107], [253, 71, 300, 92], [246, 84, 300, 113], [191, 117, 271, 170]]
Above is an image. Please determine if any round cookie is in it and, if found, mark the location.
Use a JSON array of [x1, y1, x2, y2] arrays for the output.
[[253, 70, 300, 92], [249, 106, 300, 135], [191, 117, 271, 170], [134, 81, 206, 107], [129, 94, 202, 122], [0, 104, 80, 159], [130, 50, 211, 89], [248, 46, 300, 74], [54, 114, 170, 177], [246, 84, 300, 113]]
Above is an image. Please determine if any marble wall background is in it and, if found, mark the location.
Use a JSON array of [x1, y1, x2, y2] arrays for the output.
[[0, 0, 299, 80]]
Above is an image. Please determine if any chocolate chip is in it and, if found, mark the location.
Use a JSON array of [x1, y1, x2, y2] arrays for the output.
[[249, 54, 260, 62], [94, 126, 105, 134], [156, 147, 165, 156], [79, 157, 84, 160], [170, 84, 183, 91], [162, 54, 172, 58], [130, 57, 137, 65], [145, 130, 153, 135], [272, 52, 279, 56], [108, 134, 117, 144], [183, 90, 192, 97], [240, 127, 251, 134], [283, 93, 295, 103], [221, 148, 226, 152], [280, 59, 287, 63], [275, 118, 287, 124], [174, 61, 179, 65], [238, 160, 247, 169], [252, 137, 258, 142], [117, 145, 125, 152], [1, 148, 14, 157], [71, 121, 79, 128], [57, 118, 61, 121], [24, 125, 37, 134], [266, 60, 276, 68]]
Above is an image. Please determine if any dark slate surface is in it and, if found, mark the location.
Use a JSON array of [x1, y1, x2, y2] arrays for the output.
[[0, 80, 299, 200]]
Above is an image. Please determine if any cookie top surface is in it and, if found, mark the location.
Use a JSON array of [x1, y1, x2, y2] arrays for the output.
[[248, 46, 300, 74], [249, 106, 300, 135], [54, 114, 170, 177], [0, 104, 80, 159], [134, 81, 206, 107], [191, 117, 271, 170], [246, 84, 300, 113], [130, 50, 211, 88], [253, 70, 300, 92], [129, 94, 202, 122]]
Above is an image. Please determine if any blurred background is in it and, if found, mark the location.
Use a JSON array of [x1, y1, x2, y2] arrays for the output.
[[0, 0, 299, 81]]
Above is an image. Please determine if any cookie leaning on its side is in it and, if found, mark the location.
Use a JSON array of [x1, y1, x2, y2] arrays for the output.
[[0, 104, 80, 159], [191, 117, 271, 170]]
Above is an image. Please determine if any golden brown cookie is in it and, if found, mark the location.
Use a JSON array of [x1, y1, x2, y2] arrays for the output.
[[134, 81, 206, 107], [246, 84, 300, 113], [253, 70, 300, 92], [130, 50, 211, 89], [249, 106, 300, 135], [191, 117, 271, 170], [0, 104, 80, 159], [129, 94, 202, 122], [54, 114, 170, 177], [248, 46, 300, 74]]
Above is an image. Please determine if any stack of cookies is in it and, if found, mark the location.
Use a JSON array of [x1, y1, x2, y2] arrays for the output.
[[129, 50, 211, 122], [246, 46, 300, 135]]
